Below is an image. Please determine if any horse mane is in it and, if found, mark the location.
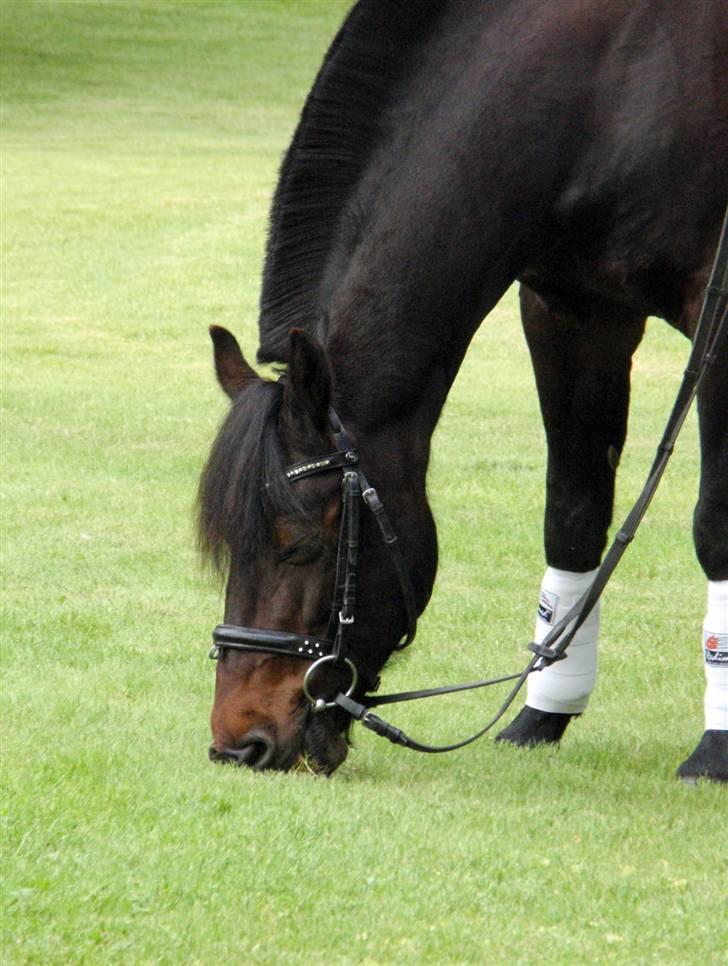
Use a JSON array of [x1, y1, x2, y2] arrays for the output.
[[197, 379, 312, 572], [257, 0, 449, 364]]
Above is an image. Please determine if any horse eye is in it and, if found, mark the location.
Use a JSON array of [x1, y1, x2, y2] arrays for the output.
[[276, 534, 324, 566]]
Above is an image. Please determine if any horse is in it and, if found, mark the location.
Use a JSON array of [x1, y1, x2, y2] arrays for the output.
[[198, 0, 728, 780]]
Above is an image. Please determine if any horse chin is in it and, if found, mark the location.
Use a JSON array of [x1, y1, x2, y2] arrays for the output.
[[299, 713, 350, 775]]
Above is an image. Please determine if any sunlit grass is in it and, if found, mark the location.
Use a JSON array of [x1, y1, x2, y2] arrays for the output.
[[2, 3, 724, 963]]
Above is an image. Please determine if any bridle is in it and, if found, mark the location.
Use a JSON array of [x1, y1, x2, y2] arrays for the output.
[[209, 408, 419, 703], [210, 205, 728, 755]]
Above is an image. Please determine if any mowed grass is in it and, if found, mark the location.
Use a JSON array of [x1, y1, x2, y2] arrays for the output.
[[1, 2, 725, 963]]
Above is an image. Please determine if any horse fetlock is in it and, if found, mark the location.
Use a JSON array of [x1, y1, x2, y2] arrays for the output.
[[703, 580, 728, 732], [526, 567, 600, 715]]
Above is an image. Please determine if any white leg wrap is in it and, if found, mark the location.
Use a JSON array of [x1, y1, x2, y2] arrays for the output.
[[527, 567, 600, 715], [704, 580, 728, 731]]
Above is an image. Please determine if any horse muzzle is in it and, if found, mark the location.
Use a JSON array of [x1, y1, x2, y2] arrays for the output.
[[209, 713, 349, 774]]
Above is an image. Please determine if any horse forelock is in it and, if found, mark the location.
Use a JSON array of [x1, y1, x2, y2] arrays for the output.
[[257, 0, 451, 364], [197, 380, 312, 573]]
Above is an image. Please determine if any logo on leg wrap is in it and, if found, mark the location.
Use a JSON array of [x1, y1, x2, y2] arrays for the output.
[[538, 589, 559, 625], [704, 631, 728, 667]]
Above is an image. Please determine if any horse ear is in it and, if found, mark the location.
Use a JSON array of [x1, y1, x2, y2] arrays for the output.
[[283, 328, 332, 435], [209, 326, 257, 398]]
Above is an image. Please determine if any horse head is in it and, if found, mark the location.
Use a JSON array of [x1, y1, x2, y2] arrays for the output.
[[199, 326, 437, 773]]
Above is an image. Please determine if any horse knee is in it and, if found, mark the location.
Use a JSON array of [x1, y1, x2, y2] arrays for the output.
[[694, 496, 728, 580], [543, 456, 617, 570], [694, 360, 728, 581]]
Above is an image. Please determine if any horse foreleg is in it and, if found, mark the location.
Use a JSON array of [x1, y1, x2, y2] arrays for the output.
[[677, 348, 728, 783], [497, 285, 645, 747]]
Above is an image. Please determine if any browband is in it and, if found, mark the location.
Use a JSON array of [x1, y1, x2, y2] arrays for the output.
[[284, 449, 358, 482]]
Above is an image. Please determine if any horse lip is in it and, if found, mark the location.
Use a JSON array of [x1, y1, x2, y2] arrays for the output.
[[302, 713, 349, 774]]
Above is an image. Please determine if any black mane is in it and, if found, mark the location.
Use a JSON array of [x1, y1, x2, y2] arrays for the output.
[[257, 0, 449, 363], [197, 380, 311, 572]]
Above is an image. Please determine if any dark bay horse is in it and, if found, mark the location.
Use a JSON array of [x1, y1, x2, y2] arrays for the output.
[[199, 0, 728, 779]]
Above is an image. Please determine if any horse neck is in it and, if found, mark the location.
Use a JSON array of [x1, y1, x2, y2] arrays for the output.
[[318, 9, 584, 434], [320, 155, 525, 461], [324, 295, 474, 522]]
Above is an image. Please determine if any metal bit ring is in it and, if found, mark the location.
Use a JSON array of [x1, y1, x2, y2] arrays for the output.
[[303, 655, 358, 711]]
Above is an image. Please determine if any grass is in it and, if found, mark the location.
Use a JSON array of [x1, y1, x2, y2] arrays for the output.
[[1, 2, 725, 963]]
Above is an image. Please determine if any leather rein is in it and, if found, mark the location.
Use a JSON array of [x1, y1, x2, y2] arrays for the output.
[[210, 205, 728, 755]]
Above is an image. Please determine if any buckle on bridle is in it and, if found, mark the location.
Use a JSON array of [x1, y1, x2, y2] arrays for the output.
[[528, 640, 567, 665]]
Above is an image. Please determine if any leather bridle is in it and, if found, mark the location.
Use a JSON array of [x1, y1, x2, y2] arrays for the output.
[[209, 407, 419, 703], [210, 205, 728, 756]]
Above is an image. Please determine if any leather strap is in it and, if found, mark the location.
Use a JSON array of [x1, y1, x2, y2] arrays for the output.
[[210, 625, 331, 661], [284, 450, 358, 482], [211, 624, 381, 691]]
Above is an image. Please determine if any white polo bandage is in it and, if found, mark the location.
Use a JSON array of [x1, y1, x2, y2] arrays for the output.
[[527, 567, 600, 715], [704, 580, 728, 731]]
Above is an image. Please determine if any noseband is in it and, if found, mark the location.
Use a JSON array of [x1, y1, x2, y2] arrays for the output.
[[209, 407, 419, 704]]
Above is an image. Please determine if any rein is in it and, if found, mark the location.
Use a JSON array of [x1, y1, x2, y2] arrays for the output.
[[211, 205, 728, 755]]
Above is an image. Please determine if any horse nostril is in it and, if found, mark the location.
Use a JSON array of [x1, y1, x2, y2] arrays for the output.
[[209, 731, 276, 770], [234, 731, 276, 770]]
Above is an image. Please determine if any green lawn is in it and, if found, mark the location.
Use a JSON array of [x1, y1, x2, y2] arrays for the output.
[[2, 2, 725, 963]]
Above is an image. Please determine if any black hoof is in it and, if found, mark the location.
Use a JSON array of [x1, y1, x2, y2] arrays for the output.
[[676, 730, 728, 784], [496, 705, 577, 747]]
